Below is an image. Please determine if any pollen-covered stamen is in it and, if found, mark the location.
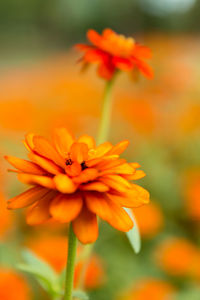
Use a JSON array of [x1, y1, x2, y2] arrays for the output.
[[65, 158, 72, 166]]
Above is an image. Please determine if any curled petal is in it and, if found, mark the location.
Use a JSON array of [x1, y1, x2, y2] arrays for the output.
[[54, 174, 77, 194], [80, 182, 109, 192], [18, 173, 56, 189]]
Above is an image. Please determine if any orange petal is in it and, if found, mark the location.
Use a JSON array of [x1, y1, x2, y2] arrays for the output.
[[77, 135, 96, 149], [85, 192, 113, 221], [53, 127, 75, 158], [54, 174, 77, 193], [33, 136, 65, 168], [123, 170, 146, 180], [29, 153, 63, 175], [88, 142, 113, 160], [97, 62, 115, 80], [130, 162, 141, 169], [86, 155, 119, 168], [70, 143, 88, 164], [26, 191, 56, 225], [65, 162, 82, 177], [5, 155, 45, 175], [99, 174, 131, 192], [87, 29, 102, 47], [107, 140, 130, 155], [7, 186, 49, 209], [96, 158, 126, 171], [72, 206, 98, 244], [25, 133, 35, 151], [18, 173, 56, 189], [73, 168, 98, 184], [80, 182, 109, 192], [108, 184, 150, 207], [50, 193, 83, 222], [99, 163, 134, 176], [86, 192, 133, 232]]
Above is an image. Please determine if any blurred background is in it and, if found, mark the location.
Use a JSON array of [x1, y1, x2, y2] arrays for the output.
[[0, 0, 200, 299]]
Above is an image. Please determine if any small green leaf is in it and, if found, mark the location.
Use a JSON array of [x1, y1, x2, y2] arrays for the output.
[[17, 249, 61, 297], [124, 208, 141, 254], [72, 290, 89, 300]]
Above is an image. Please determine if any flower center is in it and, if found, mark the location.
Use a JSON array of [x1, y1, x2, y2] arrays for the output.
[[65, 158, 72, 166]]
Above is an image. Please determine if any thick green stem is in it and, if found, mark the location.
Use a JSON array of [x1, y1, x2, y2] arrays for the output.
[[64, 224, 77, 300], [97, 75, 117, 144]]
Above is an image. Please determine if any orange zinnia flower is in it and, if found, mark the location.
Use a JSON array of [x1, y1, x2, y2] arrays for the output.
[[5, 127, 149, 244], [76, 28, 153, 80]]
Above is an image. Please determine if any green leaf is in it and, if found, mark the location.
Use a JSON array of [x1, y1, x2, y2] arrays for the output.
[[72, 290, 89, 300], [17, 249, 61, 297], [124, 208, 141, 254]]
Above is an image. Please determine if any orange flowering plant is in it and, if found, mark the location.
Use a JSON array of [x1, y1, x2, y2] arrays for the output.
[[76, 28, 153, 80], [5, 28, 153, 300]]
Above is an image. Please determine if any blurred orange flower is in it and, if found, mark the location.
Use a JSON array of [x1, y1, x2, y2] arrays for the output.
[[133, 202, 163, 238], [118, 278, 175, 300], [5, 127, 149, 244], [183, 168, 200, 220], [155, 238, 200, 277], [0, 268, 30, 300], [76, 28, 153, 80], [27, 234, 104, 289]]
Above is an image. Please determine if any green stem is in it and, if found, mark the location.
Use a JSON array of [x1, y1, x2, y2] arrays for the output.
[[97, 74, 117, 144], [64, 223, 77, 300]]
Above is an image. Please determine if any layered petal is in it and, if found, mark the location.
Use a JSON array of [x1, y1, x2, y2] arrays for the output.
[[5, 155, 45, 175], [72, 206, 98, 244], [18, 173, 56, 189], [26, 191, 56, 225], [77, 135, 96, 149], [70, 143, 88, 164], [50, 193, 83, 222], [99, 174, 131, 192], [33, 136, 65, 168], [28, 153, 63, 175], [80, 182, 109, 192], [7, 186, 49, 209], [53, 127, 75, 158], [85, 192, 133, 232]]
